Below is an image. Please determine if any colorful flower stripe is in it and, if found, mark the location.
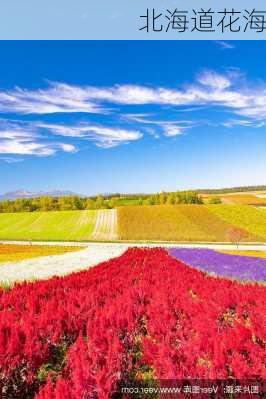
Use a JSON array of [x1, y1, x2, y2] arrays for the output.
[[169, 248, 266, 282], [0, 244, 80, 263], [219, 250, 266, 259]]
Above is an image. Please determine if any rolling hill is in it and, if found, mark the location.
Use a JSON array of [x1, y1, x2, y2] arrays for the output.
[[117, 205, 266, 242], [0, 210, 117, 241]]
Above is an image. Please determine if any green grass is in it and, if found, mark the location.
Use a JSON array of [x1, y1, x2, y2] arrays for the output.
[[0, 210, 97, 241], [116, 198, 142, 206]]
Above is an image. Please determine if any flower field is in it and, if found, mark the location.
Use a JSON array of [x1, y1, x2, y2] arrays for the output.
[[169, 248, 266, 282], [0, 244, 81, 264], [117, 205, 234, 242], [0, 248, 265, 398], [207, 205, 266, 241], [117, 205, 265, 242], [1, 204, 266, 243]]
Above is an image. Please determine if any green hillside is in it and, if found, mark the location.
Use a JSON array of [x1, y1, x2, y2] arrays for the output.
[[0, 210, 97, 241]]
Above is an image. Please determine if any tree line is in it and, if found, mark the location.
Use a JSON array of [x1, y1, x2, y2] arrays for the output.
[[0, 191, 203, 213], [197, 185, 266, 194]]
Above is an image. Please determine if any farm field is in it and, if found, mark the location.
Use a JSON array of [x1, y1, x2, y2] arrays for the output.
[[117, 205, 265, 242], [0, 210, 117, 241], [220, 194, 266, 205], [207, 205, 266, 241], [0, 204, 266, 243], [0, 248, 265, 398], [0, 244, 81, 264], [202, 191, 266, 205]]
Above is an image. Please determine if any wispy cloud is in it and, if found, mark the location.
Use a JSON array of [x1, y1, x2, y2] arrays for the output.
[[197, 70, 231, 90], [0, 121, 77, 157], [123, 113, 197, 137], [0, 71, 265, 121], [0, 69, 265, 161], [0, 83, 103, 115], [38, 122, 142, 148], [223, 119, 265, 128], [216, 41, 235, 50], [0, 157, 24, 163]]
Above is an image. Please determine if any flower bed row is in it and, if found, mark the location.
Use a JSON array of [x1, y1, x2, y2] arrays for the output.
[[169, 248, 266, 282], [0, 248, 265, 398], [0, 244, 80, 264]]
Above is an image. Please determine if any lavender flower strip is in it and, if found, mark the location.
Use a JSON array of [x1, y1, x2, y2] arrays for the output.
[[169, 248, 266, 282]]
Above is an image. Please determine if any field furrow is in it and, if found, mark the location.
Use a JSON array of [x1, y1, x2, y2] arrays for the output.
[[92, 209, 118, 240]]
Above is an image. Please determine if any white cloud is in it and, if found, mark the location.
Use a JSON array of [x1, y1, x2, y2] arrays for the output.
[[0, 84, 102, 115], [0, 69, 265, 152], [59, 143, 77, 153], [162, 124, 185, 137], [0, 72, 245, 115], [123, 113, 195, 137], [0, 122, 78, 157], [38, 123, 142, 148], [0, 72, 263, 120], [197, 71, 231, 90], [237, 101, 266, 119], [0, 140, 57, 156]]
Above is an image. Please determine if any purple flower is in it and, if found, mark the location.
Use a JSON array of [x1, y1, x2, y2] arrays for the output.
[[168, 248, 266, 282]]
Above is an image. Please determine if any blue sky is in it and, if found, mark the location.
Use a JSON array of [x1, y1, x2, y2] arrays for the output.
[[0, 41, 266, 195]]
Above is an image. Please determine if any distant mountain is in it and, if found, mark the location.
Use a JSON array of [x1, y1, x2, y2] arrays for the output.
[[0, 189, 80, 200]]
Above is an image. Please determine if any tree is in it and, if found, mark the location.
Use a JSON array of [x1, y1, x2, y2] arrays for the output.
[[175, 191, 203, 204], [95, 195, 105, 209], [39, 196, 54, 211], [226, 227, 248, 249], [72, 196, 84, 210], [159, 192, 167, 205], [148, 195, 157, 205], [208, 196, 222, 204], [85, 199, 96, 210], [166, 193, 176, 205], [109, 197, 119, 208]]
